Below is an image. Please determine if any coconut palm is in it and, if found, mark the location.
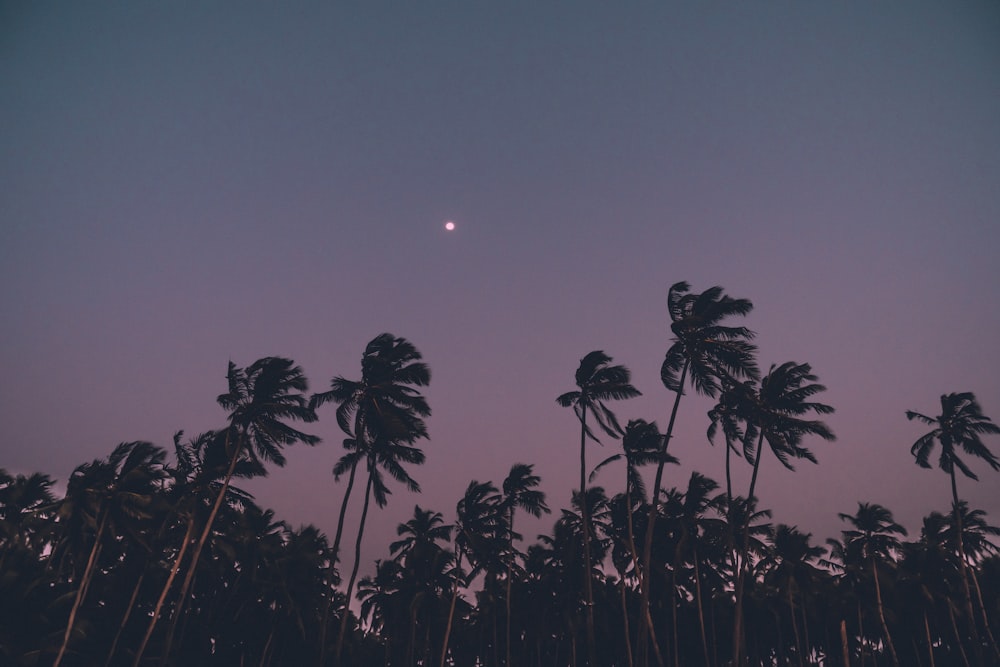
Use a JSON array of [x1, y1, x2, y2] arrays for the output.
[[312, 333, 430, 665], [729, 361, 834, 666], [52, 441, 167, 667], [907, 392, 1000, 665], [839, 503, 907, 667], [160, 357, 319, 663], [638, 282, 758, 667], [558, 350, 641, 666], [501, 463, 549, 667], [440, 480, 505, 667]]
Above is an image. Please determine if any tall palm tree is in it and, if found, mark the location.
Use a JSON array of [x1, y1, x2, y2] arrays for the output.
[[440, 480, 505, 667], [839, 502, 907, 667], [558, 350, 641, 666], [501, 463, 549, 667], [907, 391, 1000, 665], [161, 357, 319, 663], [638, 282, 758, 667], [311, 333, 430, 665], [730, 361, 834, 666]]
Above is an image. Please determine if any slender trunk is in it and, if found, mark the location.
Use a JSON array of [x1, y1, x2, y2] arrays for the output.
[[506, 508, 514, 667], [800, 590, 811, 667], [871, 559, 899, 667], [620, 576, 636, 667], [439, 548, 463, 667], [950, 470, 984, 667], [969, 567, 1000, 661], [578, 404, 597, 666], [161, 430, 244, 663], [106, 567, 146, 667], [692, 548, 710, 667], [335, 469, 375, 663], [923, 609, 936, 667], [638, 359, 689, 667], [788, 584, 803, 667], [319, 458, 359, 666], [732, 431, 765, 667], [840, 619, 851, 667], [948, 600, 972, 667], [132, 515, 196, 667], [858, 601, 866, 667], [54, 509, 109, 667]]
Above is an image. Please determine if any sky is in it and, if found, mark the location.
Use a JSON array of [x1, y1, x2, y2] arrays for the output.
[[3, 2, 1000, 582]]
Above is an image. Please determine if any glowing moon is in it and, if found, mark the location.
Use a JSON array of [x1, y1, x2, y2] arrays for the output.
[[444, 221, 456, 231]]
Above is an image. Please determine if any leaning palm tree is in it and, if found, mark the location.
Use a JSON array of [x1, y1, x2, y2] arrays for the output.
[[839, 503, 907, 667], [907, 392, 1000, 665], [53, 441, 167, 667], [638, 282, 758, 667], [730, 361, 834, 667], [312, 334, 431, 664], [558, 350, 641, 666], [159, 357, 319, 663]]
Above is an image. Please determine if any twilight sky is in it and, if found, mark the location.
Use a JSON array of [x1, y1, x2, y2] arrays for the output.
[[3, 2, 1000, 579]]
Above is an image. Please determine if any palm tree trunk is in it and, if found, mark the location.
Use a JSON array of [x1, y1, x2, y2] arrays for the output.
[[638, 359, 689, 667], [950, 470, 984, 667], [335, 469, 375, 663], [106, 566, 147, 667], [969, 567, 1000, 661], [840, 619, 851, 667], [692, 550, 710, 667], [578, 405, 598, 667], [947, 599, 971, 667], [132, 515, 196, 667], [732, 431, 765, 667], [319, 457, 359, 665], [788, 585, 804, 667], [506, 508, 515, 667], [620, 576, 636, 667], [923, 608, 936, 667], [54, 509, 109, 667], [439, 548, 463, 667], [870, 559, 899, 667]]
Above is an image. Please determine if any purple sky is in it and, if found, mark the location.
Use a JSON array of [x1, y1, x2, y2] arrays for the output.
[[3, 2, 1000, 580]]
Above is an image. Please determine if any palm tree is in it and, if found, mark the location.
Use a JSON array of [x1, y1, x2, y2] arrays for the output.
[[730, 361, 834, 666], [839, 502, 907, 667], [440, 480, 505, 667], [52, 441, 167, 667], [761, 525, 827, 667], [907, 391, 1000, 665], [558, 350, 641, 666], [501, 463, 549, 667], [161, 357, 319, 663], [311, 333, 430, 665], [638, 282, 758, 667]]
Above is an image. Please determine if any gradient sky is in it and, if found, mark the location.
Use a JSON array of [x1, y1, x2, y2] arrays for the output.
[[3, 2, 1000, 581]]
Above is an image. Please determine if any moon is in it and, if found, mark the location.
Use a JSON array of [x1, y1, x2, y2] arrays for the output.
[[444, 221, 456, 231]]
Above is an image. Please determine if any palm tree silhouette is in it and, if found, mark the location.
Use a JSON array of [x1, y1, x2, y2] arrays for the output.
[[440, 480, 505, 667], [53, 441, 167, 667], [311, 333, 431, 663], [638, 282, 758, 667], [501, 463, 549, 667], [839, 502, 907, 667], [558, 350, 641, 666], [160, 357, 318, 663], [907, 391, 1000, 665], [729, 361, 834, 666]]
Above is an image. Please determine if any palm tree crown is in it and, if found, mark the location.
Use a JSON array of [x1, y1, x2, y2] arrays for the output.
[[906, 391, 1000, 480], [661, 281, 759, 397]]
